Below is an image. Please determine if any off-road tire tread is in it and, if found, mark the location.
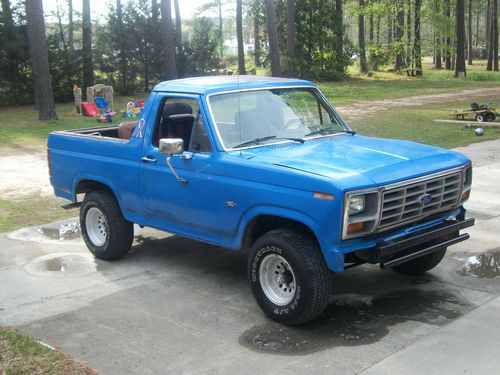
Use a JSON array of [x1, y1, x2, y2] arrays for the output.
[[249, 228, 331, 325], [80, 190, 134, 260]]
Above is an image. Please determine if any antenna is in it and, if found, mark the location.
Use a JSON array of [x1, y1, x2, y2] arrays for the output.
[[237, 75, 242, 156]]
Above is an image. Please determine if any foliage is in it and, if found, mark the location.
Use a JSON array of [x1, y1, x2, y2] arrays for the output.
[[183, 17, 220, 75], [0, 1, 32, 105], [279, 0, 352, 80], [367, 44, 391, 70]]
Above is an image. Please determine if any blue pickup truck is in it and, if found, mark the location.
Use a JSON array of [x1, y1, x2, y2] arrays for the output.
[[48, 76, 474, 325]]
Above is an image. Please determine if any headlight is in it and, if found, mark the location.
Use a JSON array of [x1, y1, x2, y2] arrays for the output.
[[348, 195, 365, 215], [343, 190, 381, 239], [460, 165, 472, 202]]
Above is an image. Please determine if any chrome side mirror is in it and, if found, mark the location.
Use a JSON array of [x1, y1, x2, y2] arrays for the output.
[[159, 138, 184, 155], [158, 138, 188, 185]]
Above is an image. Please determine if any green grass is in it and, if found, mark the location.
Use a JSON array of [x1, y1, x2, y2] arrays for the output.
[[320, 59, 500, 106], [0, 95, 146, 152], [0, 197, 75, 233], [350, 99, 500, 149], [0, 326, 96, 375]]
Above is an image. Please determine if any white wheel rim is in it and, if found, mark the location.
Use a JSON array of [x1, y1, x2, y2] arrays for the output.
[[259, 253, 296, 306], [85, 207, 108, 246]]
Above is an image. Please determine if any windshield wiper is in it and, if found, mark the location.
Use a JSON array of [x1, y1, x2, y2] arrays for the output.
[[234, 136, 304, 149], [305, 128, 356, 137]]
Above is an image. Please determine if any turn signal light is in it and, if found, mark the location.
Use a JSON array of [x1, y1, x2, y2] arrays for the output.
[[460, 190, 470, 202], [313, 192, 334, 201], [347, 222, 365, 235]]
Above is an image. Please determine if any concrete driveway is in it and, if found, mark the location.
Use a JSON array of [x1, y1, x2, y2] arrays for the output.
[[1, 139, 500, 375]]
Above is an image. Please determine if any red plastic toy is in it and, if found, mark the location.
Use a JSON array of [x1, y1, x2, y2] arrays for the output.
[[82, 102, 99, 117]]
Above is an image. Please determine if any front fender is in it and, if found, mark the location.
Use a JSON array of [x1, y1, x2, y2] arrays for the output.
[[234, 204, 325, 250]]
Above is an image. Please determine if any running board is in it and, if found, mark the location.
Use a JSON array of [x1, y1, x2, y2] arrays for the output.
[[60, 202, 81, 210]]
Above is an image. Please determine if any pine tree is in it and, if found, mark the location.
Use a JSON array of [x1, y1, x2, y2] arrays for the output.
[[25, 0, 57, 120]]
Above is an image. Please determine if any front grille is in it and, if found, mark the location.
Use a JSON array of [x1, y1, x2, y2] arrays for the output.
[[378, 172, 462, 230]]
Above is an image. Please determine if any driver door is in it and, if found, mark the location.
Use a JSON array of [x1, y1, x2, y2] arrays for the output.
[[140, 94, 220, 242]]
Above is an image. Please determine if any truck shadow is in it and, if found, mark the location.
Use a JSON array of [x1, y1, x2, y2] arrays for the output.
[[123, 234, 477, 356], [239, 287, 475, 355]]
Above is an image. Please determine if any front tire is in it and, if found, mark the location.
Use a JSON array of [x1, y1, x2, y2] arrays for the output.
[[80, 190, 134, 260], [248, 229, 331, 325]]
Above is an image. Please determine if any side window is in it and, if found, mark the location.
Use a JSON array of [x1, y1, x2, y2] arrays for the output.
[[152, 97, 211, 153]]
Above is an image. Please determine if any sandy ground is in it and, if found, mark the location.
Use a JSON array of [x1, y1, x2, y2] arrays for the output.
[[1, 86, 499, 200], [335, 87, 500, 121], [0, 152, 52, 200]]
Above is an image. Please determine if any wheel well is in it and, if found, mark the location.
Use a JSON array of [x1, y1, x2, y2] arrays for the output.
[[242, 214, 318, 249], [76, 180, 113, 198]]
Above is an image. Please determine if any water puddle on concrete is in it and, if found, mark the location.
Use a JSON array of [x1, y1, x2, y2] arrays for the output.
[[24, 253, 97, 277], [239, 288, 474, 355], [8, 218, 82, 245], [457, 249, 500, 279], [37, 221, 81, 240]]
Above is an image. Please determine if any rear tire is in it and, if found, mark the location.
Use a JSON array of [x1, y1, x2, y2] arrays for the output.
[[485, 112, 496, 122], [392, 247, 446, 276], [248, 229, 331, 325], [80, 190, 134, 260]]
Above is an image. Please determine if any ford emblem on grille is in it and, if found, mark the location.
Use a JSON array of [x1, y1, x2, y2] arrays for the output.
[[418, 193, 433, 205]]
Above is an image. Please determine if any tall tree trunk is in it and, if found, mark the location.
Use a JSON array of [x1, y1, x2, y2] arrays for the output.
[[253, 0, 261, 68], [394, 2, 405, 70], [369, 13, 374, 42], [160, 0, 177, 79], [444, 0, 451, 70], [25, 0, 57, 120], [336, 0, 343, 49], [236, 0, 246, 74], [475, 12, 479, 47], [493, 0, 499, 70], [376, 15, 380, 43], [264, 0, 281, 77], [287, 0, 296, 76], [24, 0, 39, 110], [82, 0, 93, 92], [406, 0, 412, 65], [467, 0, 473, 64], [387, 16, 393, 43], [434, 0, 442, 69], [67, 0, 73, 52], [218, 1, 223, 57], [455, 0, 467, 77], [173, 0, 182, 51], [414, 0, 422, 76], [487, 0, 493, 70], [359, 0, 368, 73], [116, 0, 127, 91]]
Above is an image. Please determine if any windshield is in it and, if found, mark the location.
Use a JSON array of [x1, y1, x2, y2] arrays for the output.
[[208, 87, 349, 149]]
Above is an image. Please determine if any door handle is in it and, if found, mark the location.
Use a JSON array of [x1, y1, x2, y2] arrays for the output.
[[141, 156, 157, 163]]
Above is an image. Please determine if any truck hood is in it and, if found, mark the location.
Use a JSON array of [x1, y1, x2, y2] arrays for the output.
[[233, 135, 469, 187]]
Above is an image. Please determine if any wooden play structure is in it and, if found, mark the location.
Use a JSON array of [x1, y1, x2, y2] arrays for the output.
[[74, 83, 114, 117], [86, 84, 114, 111]]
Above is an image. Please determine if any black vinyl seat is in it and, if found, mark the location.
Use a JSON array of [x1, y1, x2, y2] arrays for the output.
[[154, 102, 195, 149]]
